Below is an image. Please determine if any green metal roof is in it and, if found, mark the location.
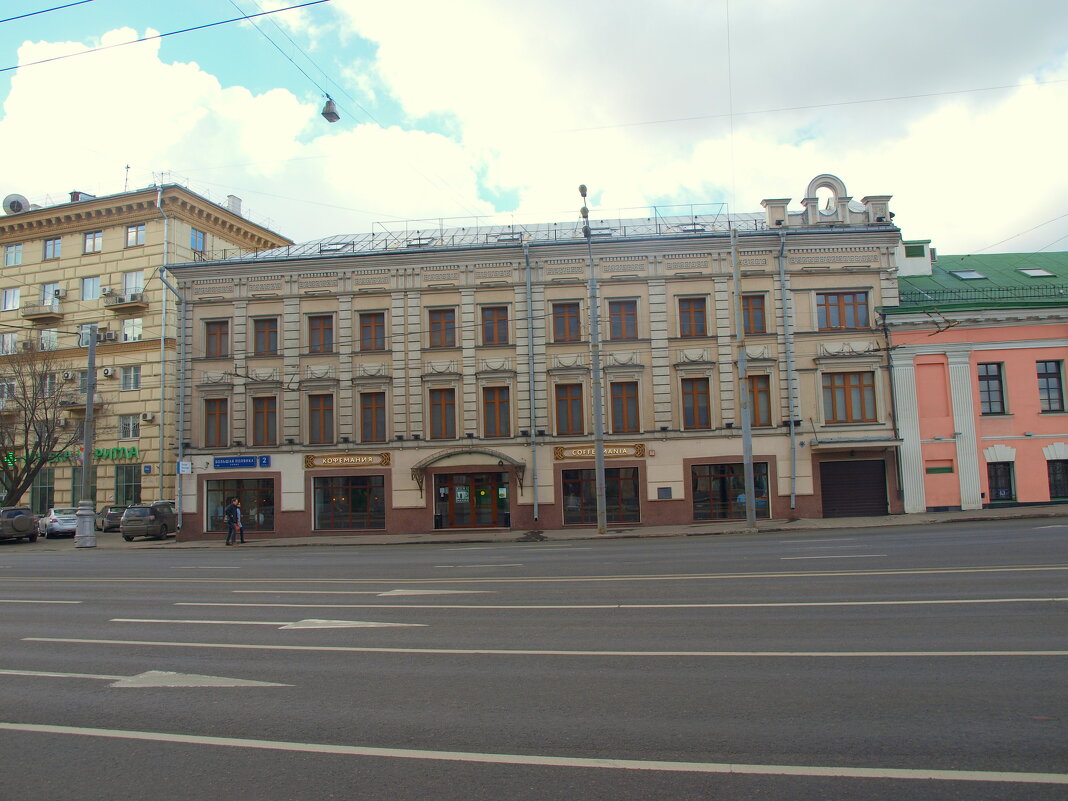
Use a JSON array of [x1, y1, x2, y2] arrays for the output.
[[887, 251, 1068, 313]]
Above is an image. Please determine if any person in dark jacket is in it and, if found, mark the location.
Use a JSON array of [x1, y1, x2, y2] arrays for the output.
[[223, 498, 244, 545]]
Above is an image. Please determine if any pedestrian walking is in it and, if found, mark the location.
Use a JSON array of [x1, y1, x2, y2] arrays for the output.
[[223, 498, 244, 545]]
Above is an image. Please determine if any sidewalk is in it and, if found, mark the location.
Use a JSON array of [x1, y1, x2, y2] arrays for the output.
[[28, 503, 1068, 552]]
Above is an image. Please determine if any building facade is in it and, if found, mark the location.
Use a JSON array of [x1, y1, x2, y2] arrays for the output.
[[0, 185, 290, 513], [173, 174, 905, 540], [883, 251, 1068, 512]]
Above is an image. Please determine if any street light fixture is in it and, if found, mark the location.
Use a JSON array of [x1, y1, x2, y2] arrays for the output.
[[579, 185, 607, 536]]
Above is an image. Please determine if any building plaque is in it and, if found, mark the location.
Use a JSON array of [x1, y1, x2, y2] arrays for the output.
[[553, 443, 646, 461], [304, 452, 392, 469]]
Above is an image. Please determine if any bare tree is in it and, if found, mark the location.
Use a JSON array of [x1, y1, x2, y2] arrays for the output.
[[0, 343, 95, 505]]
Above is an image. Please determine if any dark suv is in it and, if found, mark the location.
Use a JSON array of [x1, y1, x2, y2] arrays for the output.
[[120, 501, 177, 541], [0, 507, 38, 543], [96, 505, 128, 531]]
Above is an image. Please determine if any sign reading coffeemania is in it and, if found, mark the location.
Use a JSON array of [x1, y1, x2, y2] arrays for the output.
[[553, 443, 645, 461], [304, 452, 391, 469]]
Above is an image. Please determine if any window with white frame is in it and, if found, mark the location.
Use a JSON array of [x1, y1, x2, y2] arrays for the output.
[[4, 244, 22, 267], [118, 414, 140, 439], [81, 276, 100, 299], [122, 318, 143, 342], [0, 333, 16, 354], [2, 288, 19, 311], [126, 224, 145, 247], [77, 371, 88, 393], [83, 231, 103, 253], [38, 373, 57, 397], [43, 238, 61, 260], [122, 271, 144, 296], [41, 282, 60, 305], [191, 228, 206, 252], [121, 365, 141, 391], [39, 329, 58, 350]]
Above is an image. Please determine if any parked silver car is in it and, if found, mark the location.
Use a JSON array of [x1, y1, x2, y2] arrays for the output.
[[120, 501, 177, 541], [39, 507, 79, 538]]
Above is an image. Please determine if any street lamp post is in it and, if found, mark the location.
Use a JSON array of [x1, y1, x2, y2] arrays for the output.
[[579, 185, 608, 536], [74, 324, 97, 548]]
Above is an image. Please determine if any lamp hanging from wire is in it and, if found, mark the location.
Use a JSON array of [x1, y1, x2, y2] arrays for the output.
[[321, 94, 340, 123]]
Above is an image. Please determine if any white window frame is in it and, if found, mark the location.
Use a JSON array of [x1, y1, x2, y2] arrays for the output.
[[118, 414, 141, 439], [120, 365, 141, 391], [81, 276, 101, 300], [122, 318, 143, 342], [126, 224, 145, 248], [2, 288, 20, 311], [4, 244, 23, 267], [123, 271, 144, 295], [39, 329, 58, 351], [41, 282, 60, 305], [83, 231, 103, 254]]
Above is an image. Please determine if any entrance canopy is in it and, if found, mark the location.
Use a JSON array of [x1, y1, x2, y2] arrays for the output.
[[410, 447, 526, 495]]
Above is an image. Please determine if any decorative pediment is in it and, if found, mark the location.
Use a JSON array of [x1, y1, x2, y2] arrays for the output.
[[819, 340, 878, 357]]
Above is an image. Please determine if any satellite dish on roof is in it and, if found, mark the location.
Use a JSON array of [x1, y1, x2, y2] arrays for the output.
[[3, 194, 30, 215]]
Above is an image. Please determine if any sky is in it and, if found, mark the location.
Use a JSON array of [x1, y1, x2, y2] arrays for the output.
[[1, 0, 1067, 256]]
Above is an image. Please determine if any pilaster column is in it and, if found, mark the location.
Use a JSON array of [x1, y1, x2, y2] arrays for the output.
[[890, 354, 925, 512], [946, 348, 982, 509]]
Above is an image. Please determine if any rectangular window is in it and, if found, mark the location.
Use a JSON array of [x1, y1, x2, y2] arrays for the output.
[[978, 363, 1005, 415], [123, 271, 144, 295], [429, 388, 456, 439], [553, 302, 581, 343], [678, 298, 706, 338], [253, 318, 278, 356], [987, 462, 1015, 502], [121, 365, 141, 391], [205, 320, 229, 357], [81, 276, 100, 300], [817, 291, 869, 331], [610, 381, 640, 433], [360, 392, 386, 442], [609, 300, 638, 340], [84, 231, 103, 253], [483, 386, 510, 437], [4, 244, 22, 267], [822, 371, 877, 423], [1049, 460, 1068, 499], [562, 467, 640, 524], [743, 295, 767, 334], [122, 318, 143, 343], [308, 315, 334, 354], [30, 468, 55, 515], [44, 238, 62, 260], [308, 394, 334, 444], [191, 228, 206, 252], [429, 309, 456, 348], [252, 397, 277, 446], [359, 312, 386, 351], [748, 375, 772, 426], [126, 224, 145, 247], [1037, 360, 1064, 412], [481, 307, 509, 345], [0, 333, 16, 355], [692, 462, 771, 520], [38, 373, 57, 397], [681, 377, 711, 430], [555, 384, 584, 435], [118, 414, 140, 439], [77, 371, 88, 394], [204, 398, 229, 447], [41, 282, 60, 305], [204, 478, 274, 533], [2, 288, 20, 311], [114, 465, 143, 507], [313, 475, 385, 530], [39, 329, 58, 350], [70, 466, 98, 506]]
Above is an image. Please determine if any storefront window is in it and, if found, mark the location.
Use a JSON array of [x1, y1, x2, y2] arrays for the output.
[[561, 467, 640, 525], [30, 468, 55, 514], [434, 473, 509, 528], [692, 462, 770, 520], [313, 475, 385, 530], [205, 478, 275, 532]]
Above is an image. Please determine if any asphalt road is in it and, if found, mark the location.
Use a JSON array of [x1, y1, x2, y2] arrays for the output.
[[2, 517, 1067, 800]]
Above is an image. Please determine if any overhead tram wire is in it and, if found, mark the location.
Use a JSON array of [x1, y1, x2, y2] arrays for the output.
[[0, 0, 333, 74], [0, 1, 94, 24]]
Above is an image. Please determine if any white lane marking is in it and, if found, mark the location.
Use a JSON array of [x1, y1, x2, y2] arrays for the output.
[[434, 564, 524, 568], [26, 638, 1068, 659], [233, 590, 494, 596], [176, 597, 1068, 610], [443, 546, 511, 551], [171, 566, 242, 570], [2, 723, 1066, 785], [786, 538, 857, 543], [1036, 525, 1068, 529], [0, 599, 80, 604], [0, 668, 288, 687], [781, 555, 887, 560], [4, 564, 1068, 584], [112, 618, 425, 630]]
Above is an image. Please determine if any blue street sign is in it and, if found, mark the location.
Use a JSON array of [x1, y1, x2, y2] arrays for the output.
[[258, 455, 271, 468], [213, 456, 258, 469]]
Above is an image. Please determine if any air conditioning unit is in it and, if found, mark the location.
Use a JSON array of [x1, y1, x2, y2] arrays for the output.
[[20, 341, 32, 351], [101, 367, 115, 378], [127, 292, 143, 302], [61, 371, 76, 381], [53, 288, 67, 299], [140, 412, 155, 423], [100, 287, 112, 296], [103, 331, 117, 341]]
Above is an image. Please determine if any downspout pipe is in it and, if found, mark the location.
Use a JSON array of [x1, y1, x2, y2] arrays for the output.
[[156, 268, 185, 523], [777, 230, 799, 510], [523, 243, 539, 523]]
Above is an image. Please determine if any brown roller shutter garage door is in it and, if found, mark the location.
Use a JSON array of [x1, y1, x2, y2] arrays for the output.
[[820, 460, 888, 517]]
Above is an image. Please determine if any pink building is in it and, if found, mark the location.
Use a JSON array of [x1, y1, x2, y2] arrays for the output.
[[883, 248, 1068, 511]]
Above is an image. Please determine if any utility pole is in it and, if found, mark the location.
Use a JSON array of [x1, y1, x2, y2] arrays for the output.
[[730, 229, 757, 533], [579, 185, 607, 536], [74, 324, 97, 548]]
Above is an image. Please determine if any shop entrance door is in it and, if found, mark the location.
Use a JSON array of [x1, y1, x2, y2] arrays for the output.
[[434, 472, 510, 528]]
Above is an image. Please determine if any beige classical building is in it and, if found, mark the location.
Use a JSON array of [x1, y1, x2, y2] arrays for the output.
[[172, 174, 904, 539], [0, 185, 290, 513]]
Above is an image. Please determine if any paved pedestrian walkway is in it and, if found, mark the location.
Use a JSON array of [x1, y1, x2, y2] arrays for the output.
[[20, 503, 1068, 552]]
